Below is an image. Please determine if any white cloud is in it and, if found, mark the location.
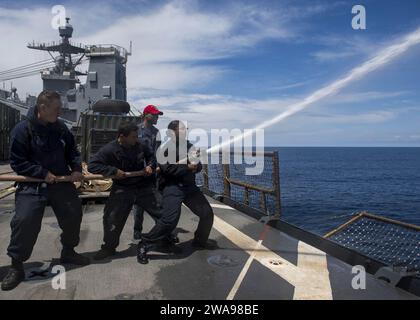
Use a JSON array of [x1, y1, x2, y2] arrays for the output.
[[324, 90, 409, 104], [0, 7, 57, 95], [128, 89, 416, 136], [409, 135, 420, 140], [0, 0, 339, 95], [0, 1, 295, 94], [303, 110, 396, 124], [78, 2, 294, 90], [267, 80, 312, 92], [310, 34, 379, 62]]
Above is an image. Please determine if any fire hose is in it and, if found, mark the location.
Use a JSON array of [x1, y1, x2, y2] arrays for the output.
[[0, 170, 146, 183]]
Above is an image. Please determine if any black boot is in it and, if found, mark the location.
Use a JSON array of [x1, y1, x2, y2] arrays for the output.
[[191, 238, 218, 250], [167, 233, 180, 244], [60, 248, 90, 266], [133, 231, 142, 241], [93, 247, 116, 261], [1, 260, 25, 291], [137, 242, 149, 264], [157, 237, 183, 254]]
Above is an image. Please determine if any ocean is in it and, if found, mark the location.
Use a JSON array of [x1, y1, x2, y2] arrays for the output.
[[272, 147, 420, 235]]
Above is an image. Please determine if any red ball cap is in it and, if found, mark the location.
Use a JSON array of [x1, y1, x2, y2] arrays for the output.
[[143, 105, 163, 115]]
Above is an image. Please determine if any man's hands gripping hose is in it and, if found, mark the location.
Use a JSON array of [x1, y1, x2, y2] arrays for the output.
[[113, 169, 127, 180], [188, 164, 199, 173], [70, 171, 84, 183], [144, 166, 153, 176], [44, 171, 57, 184]]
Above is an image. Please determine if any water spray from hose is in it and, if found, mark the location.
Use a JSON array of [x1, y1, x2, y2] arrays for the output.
[[207, 27, 420, 154]]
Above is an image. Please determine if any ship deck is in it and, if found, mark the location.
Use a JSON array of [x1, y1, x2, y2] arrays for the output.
[[0, 174, 418, 300]]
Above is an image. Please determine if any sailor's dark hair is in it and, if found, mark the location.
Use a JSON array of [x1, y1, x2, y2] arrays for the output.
[[118, 122, 138, 137], [36, 90, 61, 107], [167, 120, 180, 132]]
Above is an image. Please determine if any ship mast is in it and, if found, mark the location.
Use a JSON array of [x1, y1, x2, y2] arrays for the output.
[[27, 17, 87, 93]]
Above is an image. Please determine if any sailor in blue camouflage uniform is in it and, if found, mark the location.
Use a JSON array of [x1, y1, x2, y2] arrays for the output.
[[1, 90, 90, 292], [132, 105, 163, 240]]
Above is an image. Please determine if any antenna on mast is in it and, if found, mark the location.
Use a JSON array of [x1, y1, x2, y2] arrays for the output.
[[128, 41, 133, 56]]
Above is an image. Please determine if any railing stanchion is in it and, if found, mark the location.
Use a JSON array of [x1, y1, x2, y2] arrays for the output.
[[272, 151, 282, 217], [223, 163, 231, 198]]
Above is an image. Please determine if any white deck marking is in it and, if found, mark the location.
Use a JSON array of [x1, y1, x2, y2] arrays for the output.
[[293, 241, 332, 300], [212, 215, 333, 300], [210, 203, 235, 210], [227, 239, 263, 300]]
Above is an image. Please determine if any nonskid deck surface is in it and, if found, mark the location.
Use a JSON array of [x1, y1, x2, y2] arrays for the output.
[[0, 186, 417, 299]]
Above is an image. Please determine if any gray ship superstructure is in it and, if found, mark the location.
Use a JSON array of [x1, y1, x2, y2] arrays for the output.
[[1, 18, 131, 123]]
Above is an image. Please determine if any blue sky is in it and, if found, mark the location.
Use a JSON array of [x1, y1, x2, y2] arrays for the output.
[[1, 0, 420, 146]]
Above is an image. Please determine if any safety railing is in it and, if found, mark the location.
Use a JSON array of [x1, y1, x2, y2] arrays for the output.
[[325, 211, 420, 273], [198, 151, 281, 217]]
